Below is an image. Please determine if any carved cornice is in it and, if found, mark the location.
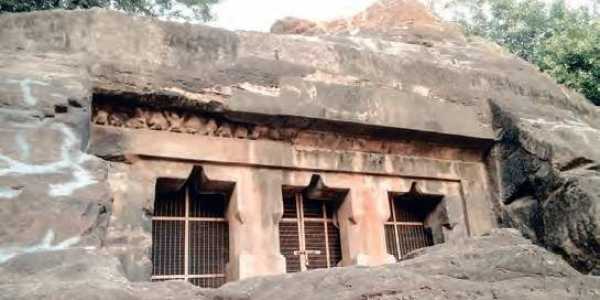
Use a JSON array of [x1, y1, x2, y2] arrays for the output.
[[91, 103, 483, 162], [92, 104, 297, 141]]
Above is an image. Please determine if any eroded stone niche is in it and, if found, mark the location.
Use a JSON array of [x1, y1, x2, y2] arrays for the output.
[[91, 95, 485, 162]]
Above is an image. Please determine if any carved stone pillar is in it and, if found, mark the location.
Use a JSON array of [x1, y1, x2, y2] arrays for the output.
[[332, 176, 396, 267], [203, 165, 287, 281]]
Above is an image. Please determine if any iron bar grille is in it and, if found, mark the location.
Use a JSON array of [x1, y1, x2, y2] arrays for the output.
[[279, 193, 341, 273], [152, 186, 228, 288], [385, 195, 434, 261]]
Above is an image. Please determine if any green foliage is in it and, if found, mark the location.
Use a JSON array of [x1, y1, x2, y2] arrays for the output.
[[538, 21, 600, 105], [448, 0, 600, 105], [0, 0, 218, 21]]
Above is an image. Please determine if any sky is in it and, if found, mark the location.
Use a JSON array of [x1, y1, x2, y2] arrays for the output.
[[207, 0, 378, 31], [205, 0, 596, 32]]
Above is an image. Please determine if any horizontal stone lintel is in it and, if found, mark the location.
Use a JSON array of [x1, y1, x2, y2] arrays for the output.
[[89, 126, 486, 181]]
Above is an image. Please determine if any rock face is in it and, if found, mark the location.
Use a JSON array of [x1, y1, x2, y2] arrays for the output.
[[492, 100, 600, 274], [0, 0, 599, 297], [271, 0, 600, 275]]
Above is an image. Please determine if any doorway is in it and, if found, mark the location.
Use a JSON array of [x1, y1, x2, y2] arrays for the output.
[[279, 191, 342, 272]]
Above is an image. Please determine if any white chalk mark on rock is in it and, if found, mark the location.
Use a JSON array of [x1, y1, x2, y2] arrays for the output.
[[0, 229, 81, 264], [412, 85, 431, 97], [0, 187, 22, 199], [5, 78, 49, 106], [283, 85, 302, 96], [15, 133, 30, 161], [524, 118, 599, 133], [49, 160, 96, 197], [0, 123, 97, 197], [48, 125, 97, 197], [307, 84, 318, 101], [303, 71, 361, 86], [237, 82, 280, 97], [523, 118, 600, 146]]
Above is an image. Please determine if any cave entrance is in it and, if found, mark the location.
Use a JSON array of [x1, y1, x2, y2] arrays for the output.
[[385, 186, 443, 260], [151, 179, 229, 288], [279, 187, 343, 273]]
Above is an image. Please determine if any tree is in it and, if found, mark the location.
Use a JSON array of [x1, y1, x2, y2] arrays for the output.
[[446, 0, 600, 105], [0, 0, 219, 22], [538, 18, 600, 105]]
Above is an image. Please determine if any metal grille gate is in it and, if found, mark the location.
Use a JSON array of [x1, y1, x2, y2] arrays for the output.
[[152, 185, 228, 288], [279, 193, 342, 273], [385, 195, 435, 260]]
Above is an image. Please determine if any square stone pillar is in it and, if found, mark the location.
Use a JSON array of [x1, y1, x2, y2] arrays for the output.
[[335, 177, 396, 267], [203, 165, 287, 281]]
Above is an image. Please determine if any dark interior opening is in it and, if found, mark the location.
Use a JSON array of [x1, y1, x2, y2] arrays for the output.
[[151, 176, 230, 288], [385, 189, 444, 261]]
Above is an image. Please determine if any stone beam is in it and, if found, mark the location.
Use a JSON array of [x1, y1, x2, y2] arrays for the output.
[[90, 126, 484, 181]]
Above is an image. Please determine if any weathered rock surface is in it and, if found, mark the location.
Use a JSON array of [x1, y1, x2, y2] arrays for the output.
[[1, 230, 598, 299], [491, 98, 600, 274], [0, 0, 599, 296], [271, 0, 466, 45], [272, 0, 600, 275], [209, 230, 600, 300], [0, 249, 207, 300]]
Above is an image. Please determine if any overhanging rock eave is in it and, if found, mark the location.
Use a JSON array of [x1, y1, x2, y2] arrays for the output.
[[221, 84, 496, 145]]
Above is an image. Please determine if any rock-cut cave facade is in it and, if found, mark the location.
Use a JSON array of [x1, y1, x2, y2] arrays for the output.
[[90, 88, 497, 288]]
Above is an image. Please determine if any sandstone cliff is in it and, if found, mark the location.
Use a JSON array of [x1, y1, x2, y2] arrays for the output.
[[0, 0, 599, 298]]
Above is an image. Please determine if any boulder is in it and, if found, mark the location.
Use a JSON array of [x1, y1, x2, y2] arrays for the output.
[[543, 170, 600, 275], [194, 230, 600, 299], [0, 249, 207, 300]]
